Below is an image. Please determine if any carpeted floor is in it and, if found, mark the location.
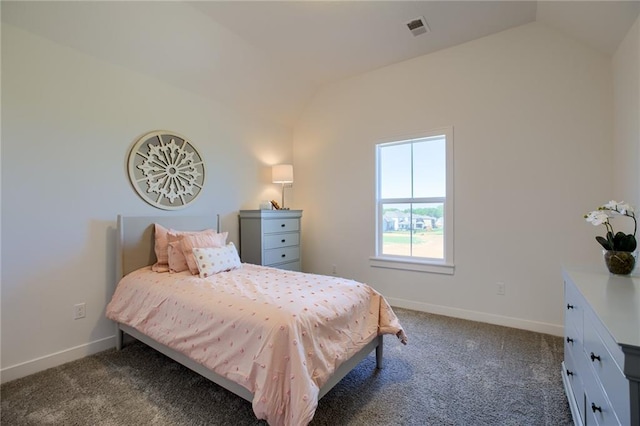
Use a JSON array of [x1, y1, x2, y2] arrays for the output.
[[1, 308, 572, 425]]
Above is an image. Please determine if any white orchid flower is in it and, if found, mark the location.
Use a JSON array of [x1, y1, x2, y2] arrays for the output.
[[603, 200, 619, 210], [617, 202, 634, 215], [585, 211, 610, 226]]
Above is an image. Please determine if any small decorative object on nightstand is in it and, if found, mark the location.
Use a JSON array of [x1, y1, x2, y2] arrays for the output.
[[239, 210, 302, 271]]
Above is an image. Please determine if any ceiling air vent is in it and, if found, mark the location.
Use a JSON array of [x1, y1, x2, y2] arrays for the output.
[[405, 16, 429, 37]]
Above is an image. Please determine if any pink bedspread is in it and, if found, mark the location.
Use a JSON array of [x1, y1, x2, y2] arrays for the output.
[[106, 264, 406, 426]]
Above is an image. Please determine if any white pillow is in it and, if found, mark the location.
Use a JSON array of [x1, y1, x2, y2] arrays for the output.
[[192, 243, 241, 278]]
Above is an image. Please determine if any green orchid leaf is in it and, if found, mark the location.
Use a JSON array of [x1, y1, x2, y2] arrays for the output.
[[619, 234, 637, 252], [596, 236, 612, 250], [613, 232, 626, 250]]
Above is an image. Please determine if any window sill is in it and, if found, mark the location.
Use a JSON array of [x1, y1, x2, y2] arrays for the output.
[[369, 256, 455, 275]]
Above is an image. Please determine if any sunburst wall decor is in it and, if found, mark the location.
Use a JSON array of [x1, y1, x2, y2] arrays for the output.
[[127, 130, 206, 210]]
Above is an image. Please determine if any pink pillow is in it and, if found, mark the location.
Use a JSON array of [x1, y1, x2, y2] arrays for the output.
[[180, 231, 229, 274], [168, 238, 190, 273], [151, 224, 171, 272], [151, 224, 216, 272], [166, 231, 217, 273]]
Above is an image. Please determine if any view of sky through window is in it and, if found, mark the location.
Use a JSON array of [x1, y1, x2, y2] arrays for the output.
[[380, 136, 446, 199]]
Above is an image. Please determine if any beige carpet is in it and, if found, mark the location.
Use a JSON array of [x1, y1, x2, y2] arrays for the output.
[[1, 308, 572, 425]]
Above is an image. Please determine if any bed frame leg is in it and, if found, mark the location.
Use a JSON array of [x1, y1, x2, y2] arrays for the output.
[[375, 335, 384, 369], [116, 325, 123, 350]]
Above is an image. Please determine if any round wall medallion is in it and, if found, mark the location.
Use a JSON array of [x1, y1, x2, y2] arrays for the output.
[[128, 130, 205, 210]]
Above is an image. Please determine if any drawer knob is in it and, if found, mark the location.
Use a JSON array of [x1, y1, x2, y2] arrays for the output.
[[566, 369, 574, 376], [566, 337, 574, 344], [591, 403, 602, 413], [590, 352, 601, 362], [281, 239, 286, 243], [567, 304, 574, 310], [281, 254, 286, 258], [281, 224, 286, 228]]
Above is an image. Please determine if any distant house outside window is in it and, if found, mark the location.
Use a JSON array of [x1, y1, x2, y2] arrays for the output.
[[371, 127, 454, 274]]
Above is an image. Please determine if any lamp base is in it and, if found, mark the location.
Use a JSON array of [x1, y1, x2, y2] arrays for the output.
[[280, 183, 293, 209], [281, 184, 285, 209]]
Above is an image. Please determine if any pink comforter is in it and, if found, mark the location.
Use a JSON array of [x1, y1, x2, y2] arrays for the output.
[[106, 264, 406, 425]]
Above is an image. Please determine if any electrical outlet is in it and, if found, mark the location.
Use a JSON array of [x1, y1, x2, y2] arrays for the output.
[[74, 303, 86, 319], [331, 264, 337, 275], [496, 282, 506, 296]]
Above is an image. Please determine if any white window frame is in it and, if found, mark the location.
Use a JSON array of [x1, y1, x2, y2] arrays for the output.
[[370, 127, 454, 275]]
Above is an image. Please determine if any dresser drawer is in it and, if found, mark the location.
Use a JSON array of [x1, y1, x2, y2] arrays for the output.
[[583, 310, 629, 425], [263, 219, 299, 234], [264, 233, 299, 249], [564, 279, 584, 341], [264, 246, 300, 266], [564, 319, 582, 360], [275, 260, 301, 271], [563, 344, 586, 422], [582, 364, 620, 426]]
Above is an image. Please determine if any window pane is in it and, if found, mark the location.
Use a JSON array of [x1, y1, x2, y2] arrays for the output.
[[380, 144, 411, 199], [413, 137, 446, 198], [410, 203, 444, 260], [381, 202, 444, 259], [381, 203, 411, 256]]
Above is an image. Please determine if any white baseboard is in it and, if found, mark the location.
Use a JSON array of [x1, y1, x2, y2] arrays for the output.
[[387, 297, 564, 337], [0, 336, 115, 384]]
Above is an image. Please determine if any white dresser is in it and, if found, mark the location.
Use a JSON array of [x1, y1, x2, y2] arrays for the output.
[[238, 210, 302, 271], [562, 268, 640, 426]]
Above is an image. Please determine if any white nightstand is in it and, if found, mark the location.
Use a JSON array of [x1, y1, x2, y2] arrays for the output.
[[238, 210, 302, 271]]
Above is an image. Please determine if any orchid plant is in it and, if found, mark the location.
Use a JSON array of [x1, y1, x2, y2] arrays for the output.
[[585, 201, 637, 252]]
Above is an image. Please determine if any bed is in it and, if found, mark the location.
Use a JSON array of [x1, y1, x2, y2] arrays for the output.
[[106, 215, 406, 426]]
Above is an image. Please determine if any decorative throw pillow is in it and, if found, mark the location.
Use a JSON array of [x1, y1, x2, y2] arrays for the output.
[[193, 243, 241, 278], [167, 238, 190, 273], [151, 224, 216, 272], [180, 231, 229, 275]]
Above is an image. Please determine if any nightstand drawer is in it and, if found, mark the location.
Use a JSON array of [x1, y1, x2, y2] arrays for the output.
[[264, 246, 300, 265], [276, 260, 301, 271], [264, 233, 299, 249], [264, 219, 299, 234], [239, 210, 303, 272]]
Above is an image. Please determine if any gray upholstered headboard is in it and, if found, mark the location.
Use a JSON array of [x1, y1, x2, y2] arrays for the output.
[[116, 215, 219, 279]]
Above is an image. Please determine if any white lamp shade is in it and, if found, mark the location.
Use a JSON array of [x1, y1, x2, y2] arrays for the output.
[[272, 164, 294, 183]]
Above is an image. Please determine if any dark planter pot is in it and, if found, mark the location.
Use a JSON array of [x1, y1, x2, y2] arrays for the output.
[[603, 251, 636, 275]]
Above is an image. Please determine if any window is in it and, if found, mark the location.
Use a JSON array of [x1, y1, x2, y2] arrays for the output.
[[371, 128, 454, 274]]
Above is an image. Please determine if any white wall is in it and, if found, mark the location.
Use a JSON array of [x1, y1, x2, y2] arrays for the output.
[[613, 16, 640, 208], [293, 22, 614, 335], [0, 24, 292, 381]]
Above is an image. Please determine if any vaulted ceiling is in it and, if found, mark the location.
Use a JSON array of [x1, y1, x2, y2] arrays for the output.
[[3, 1, 638, 127]]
